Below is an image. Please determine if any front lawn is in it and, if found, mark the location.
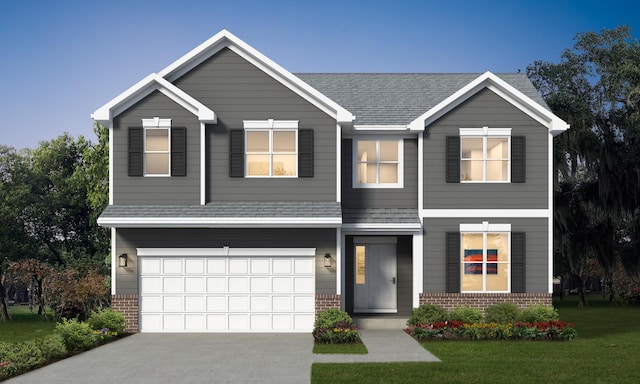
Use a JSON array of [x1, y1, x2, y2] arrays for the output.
[[312, 295, 640, 384], [0, 306, 55, 343]]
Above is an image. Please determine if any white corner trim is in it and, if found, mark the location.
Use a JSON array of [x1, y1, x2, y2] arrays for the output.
[[157, 29, 354, 124], [548, 128, 554, 293], [422, 209, 550, 218], [200, 122, 206, 206], [137, 247, 316, 257], [336, 228, 342, 295], [110, 228, 116, 295], [412, 232, 423, 308], [336, 124, 342, 203], [108, 121, 114, 206], [408, 71, 569, 135], [97, 216, 342, 228], [91, 73, 216, 124]]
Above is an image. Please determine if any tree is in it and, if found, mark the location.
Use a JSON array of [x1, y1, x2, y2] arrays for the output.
[[528, 25, 640, 305]]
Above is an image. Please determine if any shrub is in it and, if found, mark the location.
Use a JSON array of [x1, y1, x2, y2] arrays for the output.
[[55, 318, 96, 351], [33, 335, 67, 361], [518, 303, 560, 323], [87, 308, 126, 335], [314, 309, 353, 329], [447, 306, 483, 323], [485, 303, 521, 323], [0, 340, 46, 379], [407, 304, 447, 326]]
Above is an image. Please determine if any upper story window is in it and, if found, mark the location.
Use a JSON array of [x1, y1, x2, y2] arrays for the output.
[[460, 222, 511, 293], [459, 127, 510, 182], [353, 139, 403, 188], [244, 120, 298, 177], [128, 118, 186, 178], [143, 118, 172, 177]]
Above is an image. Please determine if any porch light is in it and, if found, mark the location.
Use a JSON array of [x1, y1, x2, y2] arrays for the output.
[[119, 253, 128, 268], [324, 253, 332, 268]]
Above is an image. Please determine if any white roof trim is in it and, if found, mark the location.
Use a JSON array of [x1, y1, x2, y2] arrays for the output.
[[341, 223, 422, 232], [408, 71, 569, 136], [157, 29, 354, 124], [91, 73, 216, 124], [97, 216, 341, 228], [137, 247, 316, 257]]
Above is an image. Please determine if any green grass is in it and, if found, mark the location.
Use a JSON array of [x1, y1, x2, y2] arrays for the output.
[[0, 305, 56, 343], [313, 342, 368, 354], [312, 295, 640, 384]]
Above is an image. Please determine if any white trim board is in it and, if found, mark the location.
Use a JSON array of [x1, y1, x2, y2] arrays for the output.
[[98, 216, 342, 228], [422, 209, 550, 218], [137, 247, 316, 257]]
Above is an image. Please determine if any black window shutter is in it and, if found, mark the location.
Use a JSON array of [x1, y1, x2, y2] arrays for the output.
[[298, 129, 314, 177], [171, 127, 187, 176], [446, 136, 460, 183], [511, 136, 526, 183], [511, 232, 526, 293], [446, 232, 461, 293], [128, 127, 143, 177], [229, 129, 244, 177]]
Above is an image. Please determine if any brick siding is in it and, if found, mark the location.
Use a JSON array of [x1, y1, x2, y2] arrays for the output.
[[419, 292, 552, 312], [111, 294, 139, 333], [315, 294, 341, 315]]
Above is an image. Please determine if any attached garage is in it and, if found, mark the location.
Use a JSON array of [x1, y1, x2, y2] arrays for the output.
[[137, 248, 316, 333]]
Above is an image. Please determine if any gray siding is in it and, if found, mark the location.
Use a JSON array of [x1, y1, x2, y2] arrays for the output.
[[342, 138, 418, 208], [172, 48, 338, 202], [424, 89, 549, 209], [113, 91, 201, 205], [115, 228, 337, 295], [423, 218, 549, 293], [344, 235, 413, 316]]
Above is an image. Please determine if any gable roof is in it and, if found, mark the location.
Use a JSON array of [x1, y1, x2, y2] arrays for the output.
[[297, 72, 568, 135], [91, 73, 216, 124]]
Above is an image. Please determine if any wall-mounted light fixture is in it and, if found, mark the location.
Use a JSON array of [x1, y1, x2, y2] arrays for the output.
[[118, 253, 128, 268], [324, 253, 332, 268]]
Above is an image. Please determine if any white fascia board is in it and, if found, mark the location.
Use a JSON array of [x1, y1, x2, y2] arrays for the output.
[[422, 209, 550, 218], [408, 71, 569, 135], [137, 247, 316, 257], [91, 74, 216, 124], [352, 125, 410, 133], [341, 223, 423, 232], [97, 216, 342, 228], [157, 29, 354, 124]]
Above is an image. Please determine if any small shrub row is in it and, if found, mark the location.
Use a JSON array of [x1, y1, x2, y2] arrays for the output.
[[0, 308, 126, 380], [408, 303, 560, 325], [313, 309, 362, 344], [406, 320, 577, 341]]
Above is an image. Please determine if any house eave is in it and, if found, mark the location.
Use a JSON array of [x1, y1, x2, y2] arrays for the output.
[[97, 216, 342, 228]]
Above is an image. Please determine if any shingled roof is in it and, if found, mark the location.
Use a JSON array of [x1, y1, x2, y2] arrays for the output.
[[295, 73, 548, 126]]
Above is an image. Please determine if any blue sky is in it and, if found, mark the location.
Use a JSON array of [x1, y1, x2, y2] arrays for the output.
[[1, 0, 639, 149]]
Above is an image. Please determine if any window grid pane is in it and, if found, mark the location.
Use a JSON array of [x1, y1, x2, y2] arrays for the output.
[[356, 140, 399, 185], [461, 136, 509, 182], [245, 129, 297, 177], [145, 129, 170, 175], [461, 232, 509, 292]]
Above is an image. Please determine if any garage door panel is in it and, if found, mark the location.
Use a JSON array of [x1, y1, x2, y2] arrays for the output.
[[185, 277, 205, 292], [185, 259, 204, 274], [140, 252, 316, 333], [163, 259, 182, 274]]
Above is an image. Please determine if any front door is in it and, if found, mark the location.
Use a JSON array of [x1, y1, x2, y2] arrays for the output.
[[353, 239, 397, 313]]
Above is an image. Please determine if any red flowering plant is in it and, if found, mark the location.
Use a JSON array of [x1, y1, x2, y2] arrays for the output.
[[512, 320, 577, 340], [405, 320, 464, 340]]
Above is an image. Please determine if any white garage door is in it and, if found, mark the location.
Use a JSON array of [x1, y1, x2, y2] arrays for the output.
[[138, 248, 316, 333]]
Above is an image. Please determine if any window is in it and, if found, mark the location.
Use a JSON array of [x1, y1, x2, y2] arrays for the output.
[[142, 118, 171, 176], [460, 128, 510, 182], [244, 120, 298, 177], [128, 118, 186, 177], [460, 223, 510, 293], [354, 139, 403, 188], [355, 245, 366, 285]]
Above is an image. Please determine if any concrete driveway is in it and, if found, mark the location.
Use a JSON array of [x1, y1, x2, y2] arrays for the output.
[[5, 330, 438, 384]]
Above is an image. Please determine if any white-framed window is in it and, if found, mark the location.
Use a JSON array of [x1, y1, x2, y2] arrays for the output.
[[460, 222, 510, 293], [244, 120, 298, 177], [353, 139, 403, 188], [142, 118, 171, 176], [460, 127, 510, 182]]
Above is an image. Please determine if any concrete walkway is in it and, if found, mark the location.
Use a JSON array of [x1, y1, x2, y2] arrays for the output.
[[5, 330, 439, 384]]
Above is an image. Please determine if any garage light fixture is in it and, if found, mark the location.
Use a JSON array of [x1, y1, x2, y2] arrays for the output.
[[324, 253, 332, 268], [119, 253, 128, 268]]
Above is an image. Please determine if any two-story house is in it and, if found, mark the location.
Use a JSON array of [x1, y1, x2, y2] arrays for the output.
[[92, 30, 568, 333]]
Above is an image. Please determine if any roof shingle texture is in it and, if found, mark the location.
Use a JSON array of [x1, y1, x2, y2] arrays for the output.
[[100, 202, 342, 218], [295, 73, 548, 126]]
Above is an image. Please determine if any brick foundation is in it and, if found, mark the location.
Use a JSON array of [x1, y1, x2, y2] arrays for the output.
[[315, 294, 341, 315], [419, 292, 552, 312], [111, 294, 139, 333]]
